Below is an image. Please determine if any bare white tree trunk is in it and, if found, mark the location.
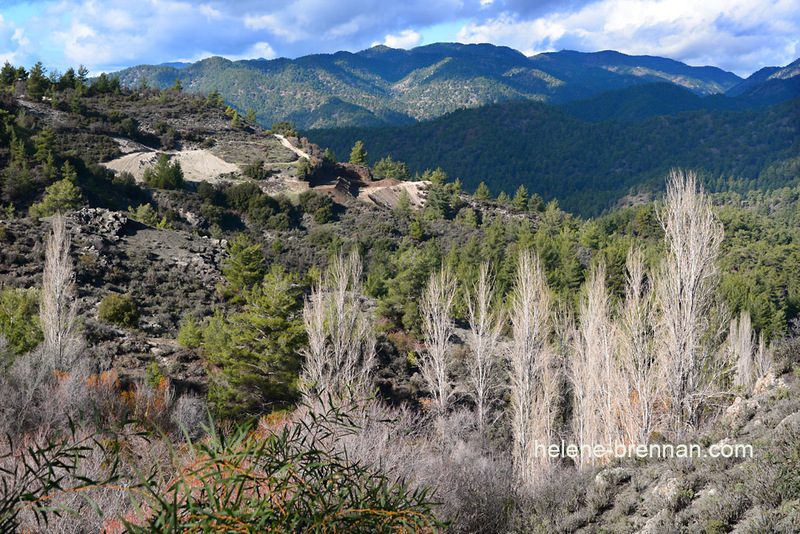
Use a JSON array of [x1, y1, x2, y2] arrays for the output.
[[655, 169, 724, 437], [570, 260, 620, 464], [754, 331, 770, 381], [300, 248, 376, 398], [419, 266, 457, 414], [730, 310, 756, 389], [464, 262, 503, 430], [509, 250, 553, 485], [40, 213, 83, 371], [617, 246, 659, 446]]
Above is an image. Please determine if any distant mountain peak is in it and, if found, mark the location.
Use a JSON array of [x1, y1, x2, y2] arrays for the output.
[[107, 43, 795, 129]]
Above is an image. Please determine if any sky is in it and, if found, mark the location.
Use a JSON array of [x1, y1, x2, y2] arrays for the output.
[[0, 0, 798, 78]]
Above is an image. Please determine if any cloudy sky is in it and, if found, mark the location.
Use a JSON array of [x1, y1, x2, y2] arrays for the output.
[[1, 0, 798, 77]]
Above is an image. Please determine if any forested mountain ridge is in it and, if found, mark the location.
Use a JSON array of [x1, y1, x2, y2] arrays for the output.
[[307, 95, 800, 216], [109, 43, 761, 129]]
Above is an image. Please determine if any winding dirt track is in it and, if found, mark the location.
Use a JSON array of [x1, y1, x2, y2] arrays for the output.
[[274, 134, 311, 160]]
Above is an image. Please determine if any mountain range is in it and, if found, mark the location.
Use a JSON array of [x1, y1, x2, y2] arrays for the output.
[[109, 43, 800, 129]]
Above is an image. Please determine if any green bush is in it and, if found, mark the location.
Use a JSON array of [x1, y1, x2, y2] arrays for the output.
[[298, 190, 332, 214], [144, 154, 184, 190], [313, 205, 333, 224], [98, 293, 139, 328], [0, 287, 42, 359], [372, 155, 410, 181], [177, 315, 203, 349], [296, 158, 317, 180], [243, 159, 269, 180]]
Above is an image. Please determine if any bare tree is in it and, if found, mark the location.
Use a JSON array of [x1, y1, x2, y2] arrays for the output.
[[464, 262, 503, 430], [754, 331, 770, 381], [617, 246, 659, 445], [570, 260, 620, 463], [730, 310, 756, 390], [655, 169, 724, 436], [40, 213, 83, 371], [508, 250, 554, 484], [419, 266, 457, 414], [300, 249, 376, 398]]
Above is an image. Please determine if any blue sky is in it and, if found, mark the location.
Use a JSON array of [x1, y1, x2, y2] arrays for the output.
[[1, 0, 798, 77]]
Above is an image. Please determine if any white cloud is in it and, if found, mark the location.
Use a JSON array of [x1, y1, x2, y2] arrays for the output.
[[0, 14, 28, 64], [376, 29, 422, 49], [455, 0, 800, 75], [248, 41, 276, 59]]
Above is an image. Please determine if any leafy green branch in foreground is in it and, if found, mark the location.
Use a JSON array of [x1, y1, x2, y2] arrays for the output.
[[126, 398, 443, 533]]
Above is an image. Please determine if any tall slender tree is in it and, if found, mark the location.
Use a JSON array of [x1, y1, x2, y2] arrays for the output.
[[300, 249, 376, 398], [730, 310, 756, 390], [464, 262, 503, 429], [509, 250, 554, 484], [570, 260, 619, 464], [40, 213, 82, 371], [419, 266, 457, 414], [617, 246, 659, 445], [656, 169, 724, 436]]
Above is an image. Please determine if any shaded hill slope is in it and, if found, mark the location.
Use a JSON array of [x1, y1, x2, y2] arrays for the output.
[[307, 97, 800, 216]]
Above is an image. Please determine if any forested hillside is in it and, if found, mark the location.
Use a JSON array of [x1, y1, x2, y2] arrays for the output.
[[308, 96, 800, 216], [2, 62, 800, 533], [109, 43, 754, 129]]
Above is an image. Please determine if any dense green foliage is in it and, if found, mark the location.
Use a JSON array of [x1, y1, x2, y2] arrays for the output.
[[372, 155, 411, 181], [0, 288, 42, 360], [143, 154, 184, 189], [98, 293, 140, 328], [221, 233, 266, 296], [349, 140, 368, 165], [308, 97, 800, 216]]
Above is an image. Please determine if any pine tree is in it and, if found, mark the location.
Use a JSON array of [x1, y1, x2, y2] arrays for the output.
[[474, 181, 490, 200], [512, 184, 529, 210], [26, 62, 49, 101], [29, 179, 82, 218], [205, 266, 305, 418], [349, 140, 368, 165], [222, 234, 266, 296]]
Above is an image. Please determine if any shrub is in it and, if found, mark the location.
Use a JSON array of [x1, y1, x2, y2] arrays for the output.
[[0, 424, 126, 533], [296, 158, 317, 180], [372, 155, 410, 181], [243, 159, 269, 180], [225, 181, 262, 212], [313, 205, 333, 224], [98, 294, 139, 328], [271, 120, 297, 137], [177, 315, 203, 349], [0, 287, 42, 359], [171, 394, 208, 441], [298, 190, 332, 214]]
